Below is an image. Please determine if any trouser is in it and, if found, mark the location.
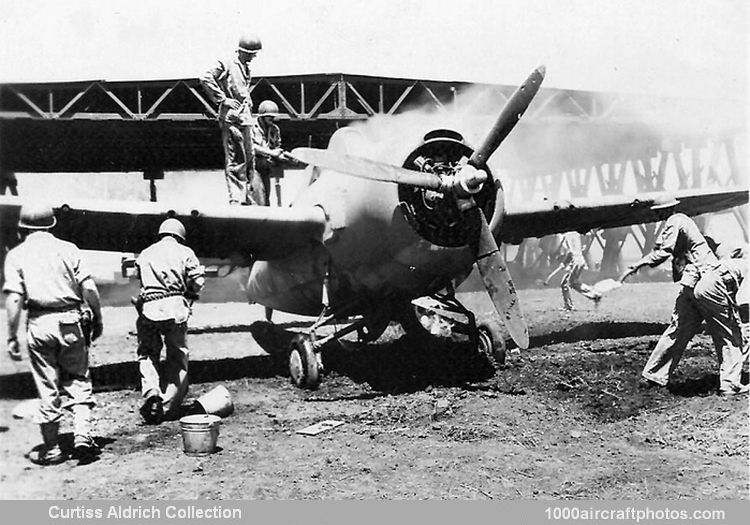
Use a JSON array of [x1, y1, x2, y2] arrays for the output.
[[253, 163, 272, 206], [221, 123, 257, 205], [693, 271, 744, 393], [561, 262, 599, 308], [136, 315, 189, 417], [27, 312, 94, 438], [643, 273, 744, 392]]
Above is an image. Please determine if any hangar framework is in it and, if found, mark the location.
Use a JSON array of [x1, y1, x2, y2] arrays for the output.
[[0, 73, 746, 276]]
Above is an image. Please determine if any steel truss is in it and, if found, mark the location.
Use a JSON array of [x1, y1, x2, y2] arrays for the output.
[[1, 73, 746, 275]]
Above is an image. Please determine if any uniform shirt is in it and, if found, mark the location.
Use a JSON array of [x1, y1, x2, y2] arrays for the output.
[[200, 56, 253, 125], [560, 232, 586, 268], [136, 237, 205, 299], [634, 213, 719, 286], [2, 231, 89, 309], [251, 119, 282, 152]]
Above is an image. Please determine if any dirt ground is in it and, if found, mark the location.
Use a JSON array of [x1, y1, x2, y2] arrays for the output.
[[0, 281, 748, 500]]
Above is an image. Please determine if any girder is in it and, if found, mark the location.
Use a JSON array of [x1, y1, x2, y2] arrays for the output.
[[0, 72, 746, 276]]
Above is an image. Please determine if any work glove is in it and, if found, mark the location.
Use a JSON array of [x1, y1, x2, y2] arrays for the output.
[[7, 337, 21, 361]]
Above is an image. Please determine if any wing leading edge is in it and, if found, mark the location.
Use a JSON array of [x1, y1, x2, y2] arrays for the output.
[[499, 187, 748, 243], [0, 196, 327, 261]]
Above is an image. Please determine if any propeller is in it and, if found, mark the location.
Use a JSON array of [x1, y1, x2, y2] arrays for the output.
[[460, 65, 545, 349], [293, 66, 546, 349], [292, 148, 444, 190]]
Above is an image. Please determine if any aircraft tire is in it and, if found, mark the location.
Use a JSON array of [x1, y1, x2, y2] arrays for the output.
[[395, 303, 431, 338], [288, 334, 321, 390], [477, 323, 506, 369]]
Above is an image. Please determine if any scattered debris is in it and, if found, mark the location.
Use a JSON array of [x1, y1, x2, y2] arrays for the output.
[[296, 420, 345, 436], [460, 482, 494, 499]]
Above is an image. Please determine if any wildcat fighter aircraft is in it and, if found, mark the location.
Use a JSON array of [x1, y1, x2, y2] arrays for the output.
[[0, 66, 747, 389]]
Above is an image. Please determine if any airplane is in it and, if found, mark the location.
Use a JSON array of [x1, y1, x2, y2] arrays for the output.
[[0, 66, 747, 390]]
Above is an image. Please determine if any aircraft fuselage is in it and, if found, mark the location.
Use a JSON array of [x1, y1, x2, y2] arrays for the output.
[[246, 171, 477, 316]]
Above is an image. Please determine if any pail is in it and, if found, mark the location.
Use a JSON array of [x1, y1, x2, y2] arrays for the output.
[[179, 414, 221, 456], [194, 385, 234, 417]]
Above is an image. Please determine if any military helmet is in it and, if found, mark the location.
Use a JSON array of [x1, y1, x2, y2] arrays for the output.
[[650, 194, 680, 210], [18, 203, 56, 230], [258, 100, 279, 118], [158, 218, 186, 241], [238, 33, 262, 54]]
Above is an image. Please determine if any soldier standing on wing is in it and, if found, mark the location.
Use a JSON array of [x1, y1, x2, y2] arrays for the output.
[[200, 33, 264, 205]]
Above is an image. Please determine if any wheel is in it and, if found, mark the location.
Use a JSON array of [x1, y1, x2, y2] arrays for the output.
[[477, 323, 506, 369], [395, 302, 431, 338], [288, 334, 322, 390]]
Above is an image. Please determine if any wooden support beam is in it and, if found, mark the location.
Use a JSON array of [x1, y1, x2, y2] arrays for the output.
[[100, 84, 137, 119], [346, 82, 376, 116], [9, 87, 49, 118], [186, 84, 218, 118], [387, 83, 416, 115], [144, 84, 176, 119], [691, 145, 702, 188], [55, 85, 93, 119], [305, 82, 336, 119]]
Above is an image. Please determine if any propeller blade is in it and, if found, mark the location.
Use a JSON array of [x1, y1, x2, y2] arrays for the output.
[[470, 65, 546, 168], [473, 207, 529, 349], [292, 148, 443, 190]]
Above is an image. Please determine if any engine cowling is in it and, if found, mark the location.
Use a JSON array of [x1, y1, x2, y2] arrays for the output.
[[398, 129, 503, 247]]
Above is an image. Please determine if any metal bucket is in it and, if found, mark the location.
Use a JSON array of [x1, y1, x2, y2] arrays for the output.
[[193, 385, 234, 418], [179, 414, 221, 456]]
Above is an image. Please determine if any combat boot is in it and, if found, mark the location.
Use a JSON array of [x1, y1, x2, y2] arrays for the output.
[[28, 422, 66, 466], [73, 434, 101, 461], [140, 395, 164, 424]]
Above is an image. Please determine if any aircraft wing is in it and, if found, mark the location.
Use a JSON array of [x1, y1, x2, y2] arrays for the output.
[[0, 196, 327, 260], [499, 187, 748, 243]]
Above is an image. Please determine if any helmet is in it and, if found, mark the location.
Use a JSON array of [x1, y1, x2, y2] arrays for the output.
[[238, 33, 262, 54], [257, 100, 279, 118], [18, 203, 56, 230], [650, 194, 680, 210], [158, 218, 186, 241]]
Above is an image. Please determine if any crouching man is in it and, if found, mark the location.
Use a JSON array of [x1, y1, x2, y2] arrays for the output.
[[3, 203, 103, 465], [134, 219, 205, 424]]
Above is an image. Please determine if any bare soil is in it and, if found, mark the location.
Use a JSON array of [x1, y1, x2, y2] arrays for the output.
[[0, 282, 748, 500]]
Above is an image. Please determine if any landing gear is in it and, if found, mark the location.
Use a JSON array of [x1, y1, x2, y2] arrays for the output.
[[289, 334, 322, 390], [477, 322, 506, 369], [401, 283, 509, 370]]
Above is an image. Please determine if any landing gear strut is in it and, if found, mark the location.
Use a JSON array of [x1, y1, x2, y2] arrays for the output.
[[401, 284, 507, 369], [287, 263, 382, 390]]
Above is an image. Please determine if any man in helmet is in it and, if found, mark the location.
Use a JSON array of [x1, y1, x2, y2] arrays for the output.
[[3, 203, 104, 465], [250, 99, 284, 207], [620, 196, 748, 396], [200, 34, 263, 205], [134, 218, 205, 424]]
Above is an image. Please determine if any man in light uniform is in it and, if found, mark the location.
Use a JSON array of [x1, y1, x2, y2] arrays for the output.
[[251, 99, 284, 207], [544, 231, 601, 310], [200, 33, 263, 205], [3, 203, 103, 465], [620, 196, 748, 396], [135, 219, 205, 424]]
